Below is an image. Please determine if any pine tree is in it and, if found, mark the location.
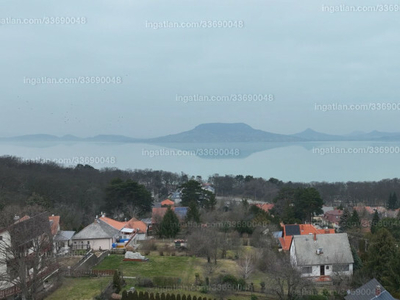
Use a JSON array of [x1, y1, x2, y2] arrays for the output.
[[131, 291, 137, 300], [161, 292, 166, 300], [150, 293, 155, 300], [350, 210, 361, 228], [186, 201, 201, 223], [144, 292, 150, 300], [364, 228, 397, 281], [139, 292, 144, 300], [182, 294, 187, 300], [339, 208, 351, 231], [159, 207, 180, 238], [371, 210, 380, 234], [113, 271, 121, 294], [156, 293, 161, 300]]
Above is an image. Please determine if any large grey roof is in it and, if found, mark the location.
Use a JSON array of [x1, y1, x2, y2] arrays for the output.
[[72, 220, 118, 240], [345, 278, 396, 300], [54, 230, 75, 241], [292, 233, 354, 266]]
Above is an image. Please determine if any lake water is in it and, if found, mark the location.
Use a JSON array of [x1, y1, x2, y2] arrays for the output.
[[1, 141, 399, 182]]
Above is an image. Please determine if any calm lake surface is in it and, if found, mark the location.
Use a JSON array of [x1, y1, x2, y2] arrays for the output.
[[1, 141, 399, 182]]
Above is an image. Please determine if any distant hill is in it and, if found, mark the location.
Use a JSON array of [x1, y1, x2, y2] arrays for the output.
[[1, 123, 400, 143], [147, 123, 304, 143], [291, 128, 344, 141]]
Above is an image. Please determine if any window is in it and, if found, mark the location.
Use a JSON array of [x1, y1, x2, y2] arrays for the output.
[[301, 266, 312, 274], [333, 264, 349, 272], [326, 266, 329, 270], [87, 241, 90, 244], [0, 236, 2, 240]]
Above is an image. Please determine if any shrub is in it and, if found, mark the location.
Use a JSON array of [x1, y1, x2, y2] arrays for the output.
[[221, 274, 238, 287], [153, 276, 180, 287], [113, 271, 122, 294], [137, 277, 154, 287]]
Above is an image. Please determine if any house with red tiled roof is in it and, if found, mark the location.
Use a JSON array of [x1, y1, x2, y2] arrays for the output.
[[72, 214, 148, 250], [323, 210, 343, 227], [161, 199, 175, 207], [278, 223, 335, 251], [255, 203, 274, 212]]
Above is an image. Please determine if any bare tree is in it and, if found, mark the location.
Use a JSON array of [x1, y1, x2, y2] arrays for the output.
[[262, 249, 313, 300], [0, 212, 57, 300], [238, 251, 256, 279]]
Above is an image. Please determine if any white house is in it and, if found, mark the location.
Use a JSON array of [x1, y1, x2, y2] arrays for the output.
[[290, 233, 354, 278]]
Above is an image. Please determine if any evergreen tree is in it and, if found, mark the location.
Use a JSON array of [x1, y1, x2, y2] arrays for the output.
[[388, 192, 398, 210], [150, 293, 155, 300], [371, 211, 380, 234], [156, 293, 161, 300], [161, 293, 166, 300], [131, 291, 137, 300], [159, 207, 180, 238], [113, 271, 121, 294], [364, 228, 397, 280], [122, 290, 129, 300], [144, 292, 150, 300], [180, 180, 216, 210], [351, 246, 363, 270], [339, 208, 351, 231], [186, 201, 201, 223], [350, 210, 361, 228]]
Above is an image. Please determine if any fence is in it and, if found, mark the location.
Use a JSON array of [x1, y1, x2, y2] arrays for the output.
[[0, 264, 60, 299], [65, 269, 116, 277]]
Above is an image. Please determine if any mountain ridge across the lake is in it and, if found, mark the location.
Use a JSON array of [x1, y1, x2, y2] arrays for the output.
[[1, 123, 400, 143]]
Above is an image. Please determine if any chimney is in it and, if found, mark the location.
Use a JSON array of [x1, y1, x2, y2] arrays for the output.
[[314, 232, 317, 241], [375, 285, 381, 296]]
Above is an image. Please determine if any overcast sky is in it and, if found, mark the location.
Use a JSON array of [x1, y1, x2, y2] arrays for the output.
[[1, 0, 400, 138]]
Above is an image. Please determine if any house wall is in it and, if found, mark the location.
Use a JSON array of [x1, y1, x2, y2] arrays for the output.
[[289, 239, 297, 266], [73, 239, 112, 250], [299, 264, 353, 277], [0, 231, 11, 278]]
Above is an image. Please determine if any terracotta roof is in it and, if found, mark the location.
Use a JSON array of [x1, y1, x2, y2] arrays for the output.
[[99, 216, 127, 230], [98, 216, 147, 233], [49, 215, 60, 236], [125, 218, 147, 233], [255, 203, 274, 212], [161, 199, 174, 206], [279, 223, 335, 251]]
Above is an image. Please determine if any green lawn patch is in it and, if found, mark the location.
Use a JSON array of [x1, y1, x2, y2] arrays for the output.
[[46, 277, 110, 300]]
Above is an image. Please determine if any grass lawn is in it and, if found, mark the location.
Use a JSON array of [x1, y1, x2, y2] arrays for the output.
[[94, 255, 203, 285], [46, 277, 111, 300]]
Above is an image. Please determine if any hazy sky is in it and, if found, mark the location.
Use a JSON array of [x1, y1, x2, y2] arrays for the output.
[[1, 0, 400, 138]]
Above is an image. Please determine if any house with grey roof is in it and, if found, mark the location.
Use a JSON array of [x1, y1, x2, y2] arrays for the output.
[[72, 218, 119, 250], [345, 278, 397, 300], [290, 233, 354, 278], [54, 230, 75, 253]]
